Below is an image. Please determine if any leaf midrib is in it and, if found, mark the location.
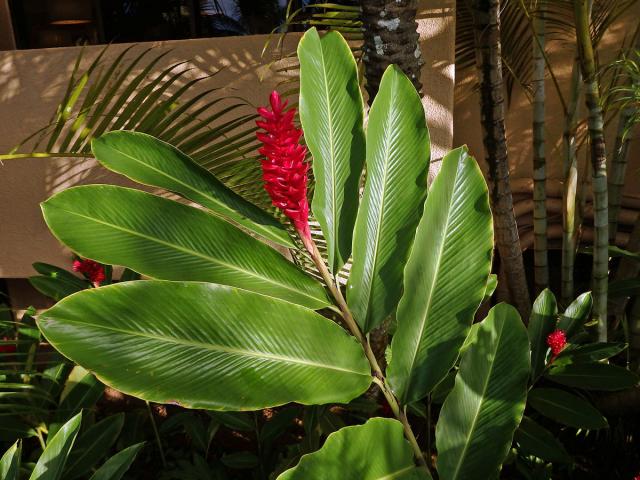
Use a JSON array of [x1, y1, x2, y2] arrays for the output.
[[450, 319, 506, 480], [318, 37, 338, 269], [361, 76, 397, 330], [51, 205, 321, 305], [42, 316, 370, 377]]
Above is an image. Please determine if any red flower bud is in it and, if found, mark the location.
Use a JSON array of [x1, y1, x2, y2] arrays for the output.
[[546, 329, 567, 358], [256, 91, 311, 240], [73, 259, 106, 287]]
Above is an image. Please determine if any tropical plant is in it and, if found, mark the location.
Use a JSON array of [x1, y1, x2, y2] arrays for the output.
[[0, 413, 144, 480], [23, 27, 552, 478]]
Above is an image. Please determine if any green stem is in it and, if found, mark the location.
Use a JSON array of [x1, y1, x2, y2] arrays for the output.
[[146, 401, 167, 468], [303, 235, 429, 471]]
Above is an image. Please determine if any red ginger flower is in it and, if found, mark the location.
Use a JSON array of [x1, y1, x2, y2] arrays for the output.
[[546, 329, 567, 358], [73, 259, 105, 287], [256, 91, 311, 241]]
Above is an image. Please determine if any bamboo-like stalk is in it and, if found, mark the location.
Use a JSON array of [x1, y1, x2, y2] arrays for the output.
[[472, 0, 531, 318], [629, 295, 640, 366], [532, 5, 548, 293], [561, 58, 583, 305], [574, 0, 609, 341], [608, 101, 637, 242]]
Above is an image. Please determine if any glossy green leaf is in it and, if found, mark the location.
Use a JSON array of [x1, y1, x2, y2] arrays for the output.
[[514, 417, 571, 464], [435, 304, 529, 480], [29, 412, 82, 480], [278, 418, 431, 480], [528, 388, 607, 429], [557, 292, 592, 338], [88, 442, 145, 480], [41, 185, 330, 309], [91, 131, 293, 247], [528, 289, 558, 380], [64, 413, 125, 479], [553, 342, 626, 366], [37, 281, 371, 410], [0, 441, 21, 480], [29, 263, 89, 301], [347, 65, 430, 332], [388, 147, 493, 404], [298, 28, 366, 273], [546, 363, 639, 391]]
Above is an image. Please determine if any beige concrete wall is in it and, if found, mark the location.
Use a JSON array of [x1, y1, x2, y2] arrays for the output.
[[0, 6, 456, 280], [454, 4, 640, 250]]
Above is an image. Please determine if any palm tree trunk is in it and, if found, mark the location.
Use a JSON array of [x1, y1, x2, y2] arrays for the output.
[[561, 57, 582, 305], [472, 0, 531, 319], [532, 7, 548, 293], [359, 0, 423, 102], [574, 0, 609, 341]]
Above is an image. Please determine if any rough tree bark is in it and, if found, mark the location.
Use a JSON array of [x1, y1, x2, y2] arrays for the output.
[[574, 0, 609, 341], [360, 0, 423, 101], [471, 0, 531, 319]]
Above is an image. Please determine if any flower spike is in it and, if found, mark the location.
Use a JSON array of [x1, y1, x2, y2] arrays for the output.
[[256, 91, 311, 245]]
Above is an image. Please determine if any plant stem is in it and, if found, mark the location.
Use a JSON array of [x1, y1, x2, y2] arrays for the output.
[[302, 235, 429, 470], [146, 401, 167, 468]]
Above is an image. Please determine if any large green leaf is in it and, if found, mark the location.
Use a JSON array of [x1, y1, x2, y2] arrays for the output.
[[278, 418, 431, 480], [0, 441, 21, 480], [64, 413, 125, 479], [435, 304, 529, 480], [298, 28, 366, 273], [37, 281, 371, 410], [41, 185, 329, 309], [528, 388, 608, 429], [553, 342, 627, 366], [514, 417, 571, 464], [347, 65, 430, 333], [387, 147, 493, 404], [91, 131, 293, 247], [528, 289, 558, 380], [88, 443, 145, 480], [546, 363, 639, 391], [29, 413, 82, 480]]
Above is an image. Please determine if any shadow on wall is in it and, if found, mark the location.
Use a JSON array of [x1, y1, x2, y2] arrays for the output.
[[0, 4, 456, 278]]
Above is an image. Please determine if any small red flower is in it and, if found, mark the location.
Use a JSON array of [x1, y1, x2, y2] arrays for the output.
[[546, 329, 567, 358], [256, 91, 311, 241], [0, 337, 16, 354], [73, 259, 106, 287]]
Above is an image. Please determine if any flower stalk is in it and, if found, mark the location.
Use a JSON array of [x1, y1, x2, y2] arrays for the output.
[[256, 91, 429, 471]]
